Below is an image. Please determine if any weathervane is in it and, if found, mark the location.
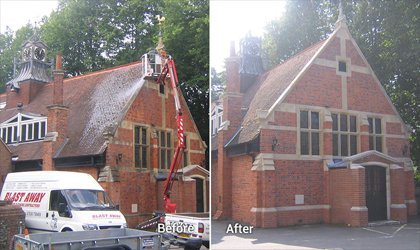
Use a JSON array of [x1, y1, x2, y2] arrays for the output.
[[335, 0, 347, 28], [155, 15, 166, 57]]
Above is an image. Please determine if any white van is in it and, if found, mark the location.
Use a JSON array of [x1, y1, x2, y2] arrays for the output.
[[0, 171, 127, 233]]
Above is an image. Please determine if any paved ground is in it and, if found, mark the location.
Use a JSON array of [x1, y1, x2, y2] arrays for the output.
[[211, 216, 420, 250]]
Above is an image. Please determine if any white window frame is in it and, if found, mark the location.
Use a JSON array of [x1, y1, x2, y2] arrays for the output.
[[0, 113, 47, 144]]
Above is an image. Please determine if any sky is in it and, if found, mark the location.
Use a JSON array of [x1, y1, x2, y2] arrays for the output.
[[0, 0, 58, 34], [210, 0, 286, 72]]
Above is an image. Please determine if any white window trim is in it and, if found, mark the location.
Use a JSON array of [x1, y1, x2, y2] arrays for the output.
[[0, 113, 47, 144]]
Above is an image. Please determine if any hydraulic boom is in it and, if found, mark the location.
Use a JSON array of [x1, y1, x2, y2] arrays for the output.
[[156, 56, 185, 214]]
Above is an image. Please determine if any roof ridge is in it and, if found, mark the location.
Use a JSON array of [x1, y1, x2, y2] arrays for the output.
[[65, 61, 141, 82]]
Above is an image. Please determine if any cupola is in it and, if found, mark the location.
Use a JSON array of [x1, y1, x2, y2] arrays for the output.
[[6, 32, 51, 92]]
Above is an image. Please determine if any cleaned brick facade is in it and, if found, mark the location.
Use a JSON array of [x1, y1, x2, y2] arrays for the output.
[[213, 19, 417, 228]]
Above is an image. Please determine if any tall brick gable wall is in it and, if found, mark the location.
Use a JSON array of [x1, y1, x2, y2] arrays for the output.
[[100, 80, 206, 227]]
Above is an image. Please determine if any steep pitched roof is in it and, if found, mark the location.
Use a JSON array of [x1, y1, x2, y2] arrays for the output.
[[235, 40, 326, 144], [0, 62, 145, 159], [59, 62, 145, 157]]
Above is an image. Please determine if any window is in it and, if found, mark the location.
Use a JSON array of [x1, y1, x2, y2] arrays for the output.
[[300, 111, 320, 155], [158, 130, 173, 170], [134, 126, 149, 169], [49, 190, 69, 217], [0, 113, 47, 144], [368, 117, 383, 152], [332, 113, 357, 157], [338, 61, 347, 72]]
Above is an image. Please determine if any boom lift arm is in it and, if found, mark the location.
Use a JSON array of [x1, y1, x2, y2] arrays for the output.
[[156, 56, 185, 214]]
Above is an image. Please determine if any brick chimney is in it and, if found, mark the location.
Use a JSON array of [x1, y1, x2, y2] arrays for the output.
[[43, 53, 68, 171], [53, 52, 64, 105], [222, 41, 242, 139], [214, 41, 242, 220]]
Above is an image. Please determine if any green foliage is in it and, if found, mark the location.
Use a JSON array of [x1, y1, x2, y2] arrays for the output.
[[210, 67, 224, 102], [262, 0, 334, 69], [163, 0, 209, 89], [415, 168, 420, 187], [0, 29, 14, 92], [163, 0, 209, 167], [41, 0, 163, 76]]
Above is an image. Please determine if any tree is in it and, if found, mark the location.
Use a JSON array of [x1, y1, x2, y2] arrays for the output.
[[210, 67, 224, 102], [163, 0, 209, 90], [163, 0, 210, 168], [40, 0, 162, 76], [262, 0, 334, 69], [0, 29, 14, 92]]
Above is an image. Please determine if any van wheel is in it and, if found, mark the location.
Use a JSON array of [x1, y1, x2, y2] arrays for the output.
[[62, 228, 72, 232]]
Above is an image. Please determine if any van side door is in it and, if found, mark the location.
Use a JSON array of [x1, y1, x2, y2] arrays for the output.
[[49, 190, 72, 231]]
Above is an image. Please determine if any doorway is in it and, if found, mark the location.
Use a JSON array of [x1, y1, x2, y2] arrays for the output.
[[365, 166, 387, 221], [193, 177, 204, 212]]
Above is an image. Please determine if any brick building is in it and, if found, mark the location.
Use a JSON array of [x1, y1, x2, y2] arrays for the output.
[[0, 34, 208, 227], [212, 15, 417, 227]]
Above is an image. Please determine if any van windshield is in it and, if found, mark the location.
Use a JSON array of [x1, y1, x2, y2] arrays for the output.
[[63, 190, 117, 211]]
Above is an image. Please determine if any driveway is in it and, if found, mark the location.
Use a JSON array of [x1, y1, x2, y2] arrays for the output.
[[211, 216, 420, 250]]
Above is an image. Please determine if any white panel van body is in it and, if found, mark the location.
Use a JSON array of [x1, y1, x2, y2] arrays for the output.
[[0, 171, 127, 233]]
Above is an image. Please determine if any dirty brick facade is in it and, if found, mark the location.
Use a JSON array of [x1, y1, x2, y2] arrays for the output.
[[0, 35, 208, 227], [212, 17, 417, 227]]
